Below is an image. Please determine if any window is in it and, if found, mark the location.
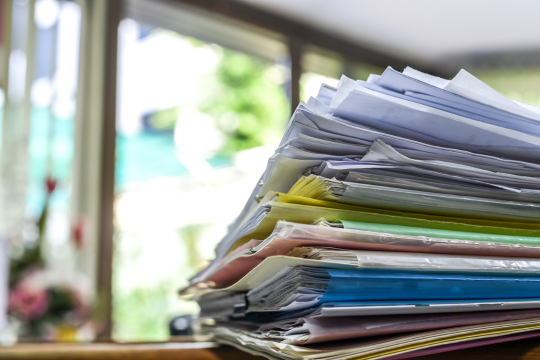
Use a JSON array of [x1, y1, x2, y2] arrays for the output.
[[300, 45, 384, 102], [113, 20, 289, 341]]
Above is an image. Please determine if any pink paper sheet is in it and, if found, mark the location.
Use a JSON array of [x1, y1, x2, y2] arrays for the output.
[[204, 222, 540, 288]]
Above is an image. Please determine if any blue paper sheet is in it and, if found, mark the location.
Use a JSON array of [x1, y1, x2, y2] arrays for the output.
[[368, 68, 540, 136], [321, 268, 540, 302]]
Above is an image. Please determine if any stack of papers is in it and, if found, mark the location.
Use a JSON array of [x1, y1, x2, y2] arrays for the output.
[[182, 67, 540, 360]]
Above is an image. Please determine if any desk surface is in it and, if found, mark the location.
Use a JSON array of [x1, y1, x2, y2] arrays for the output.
[[0, 342, 261, 360], [1, 338, 540, 360]]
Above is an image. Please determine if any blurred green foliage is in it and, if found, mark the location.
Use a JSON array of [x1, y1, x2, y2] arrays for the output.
[[149, 107, 179, 131], [112, 228, 200, 342], [146, 48, 290, 156], [473, 69, 540, 107], [113, 283, 171, 341], [198, 49, 290, 157]]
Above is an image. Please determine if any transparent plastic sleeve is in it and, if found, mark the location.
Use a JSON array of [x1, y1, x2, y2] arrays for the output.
[[295, 309, 540, 345], [199, 222, 540, 289]]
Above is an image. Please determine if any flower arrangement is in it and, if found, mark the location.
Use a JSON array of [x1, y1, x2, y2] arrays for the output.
[[7, 176, 94, 342], [8, 268, 93, 341]]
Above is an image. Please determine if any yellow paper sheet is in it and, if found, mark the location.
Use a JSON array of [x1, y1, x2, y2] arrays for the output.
[[229, 193, 540, 253], [353, 322, 540, 360]]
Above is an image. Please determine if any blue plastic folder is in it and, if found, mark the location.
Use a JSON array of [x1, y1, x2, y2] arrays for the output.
[[320, 298, 540, 307], [320, 268, 540, 302]]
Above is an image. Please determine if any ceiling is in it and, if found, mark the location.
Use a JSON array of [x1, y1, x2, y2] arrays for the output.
[[235, 0, 540, 69]]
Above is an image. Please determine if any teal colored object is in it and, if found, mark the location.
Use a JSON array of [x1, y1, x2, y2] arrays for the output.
[[321, 268, 540, 302]]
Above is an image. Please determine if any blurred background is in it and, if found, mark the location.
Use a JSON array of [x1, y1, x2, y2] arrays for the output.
[[1, 0, 540, 344]]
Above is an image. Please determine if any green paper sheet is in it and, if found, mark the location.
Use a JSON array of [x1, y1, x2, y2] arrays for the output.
[[228, 193, 540, 253], [336, 220, 540, 245]]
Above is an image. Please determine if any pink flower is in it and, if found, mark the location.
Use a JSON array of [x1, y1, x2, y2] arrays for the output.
[[46, 176, 57, 194], [71, 219, 85, 250], [8, 285, 49, 321]]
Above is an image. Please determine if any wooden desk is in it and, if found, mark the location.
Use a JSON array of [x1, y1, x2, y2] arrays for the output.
[[0, 342, 262, 360], [1, 338, 540, 360]]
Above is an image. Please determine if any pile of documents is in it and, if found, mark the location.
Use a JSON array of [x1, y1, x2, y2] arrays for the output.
[[181, 67, 540, 360]]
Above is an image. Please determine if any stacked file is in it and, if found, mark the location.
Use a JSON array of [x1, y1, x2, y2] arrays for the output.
[[181, 67, 540, 360]]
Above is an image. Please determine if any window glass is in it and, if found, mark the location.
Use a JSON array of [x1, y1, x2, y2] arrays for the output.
[[300, 45, 384, 102], [472, 68, 540, 107], [114, 21, 289, 341]]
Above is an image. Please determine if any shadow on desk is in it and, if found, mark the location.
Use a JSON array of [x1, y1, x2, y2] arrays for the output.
[[0, 337, 540, 360]]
